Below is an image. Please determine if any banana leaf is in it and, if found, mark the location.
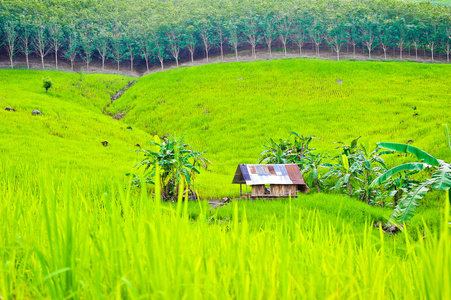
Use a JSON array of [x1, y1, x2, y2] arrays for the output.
[[370, 162, 430, 187], [390, 180, 431, 224], [431, 162, 451, 191], [377, 142, 440, 166]]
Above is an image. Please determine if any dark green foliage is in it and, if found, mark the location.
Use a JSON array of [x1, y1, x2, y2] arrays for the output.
[[42, 76, 53, 92], [257, 131, 451, 225], [0, 0, 451, 70]]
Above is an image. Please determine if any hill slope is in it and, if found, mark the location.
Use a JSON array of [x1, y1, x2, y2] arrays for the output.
[[0, 70, 149, 180], [107, 58, 451, 196]]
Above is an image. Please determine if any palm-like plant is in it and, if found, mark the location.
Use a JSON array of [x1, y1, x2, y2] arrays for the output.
[[351, 145, 390, 204], [325, 137, 365, 196], [297, 152, 331, 193], [257, 138, 296, 164], [134, 135, 212, 201], [371, 126, 451, 224], [324, 152, 362, 196], [257, 133, 318, 167], [382, 172, 420, 210], [289, 132, 318, 165]]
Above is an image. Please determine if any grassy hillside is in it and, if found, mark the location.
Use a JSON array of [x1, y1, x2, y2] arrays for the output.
[[1, 63, 450, 298], [107, 58, 451, 197], [0, 69, 149, 180]]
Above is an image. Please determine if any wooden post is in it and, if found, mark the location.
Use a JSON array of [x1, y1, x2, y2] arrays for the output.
[[240, 184, 242, 198]]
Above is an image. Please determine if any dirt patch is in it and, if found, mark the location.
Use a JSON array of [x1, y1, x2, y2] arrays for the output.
[[110, 80, 136, 102], [374, 222, 403, 234], [103, 80, 136, 120], [208, 197, 232, 209]]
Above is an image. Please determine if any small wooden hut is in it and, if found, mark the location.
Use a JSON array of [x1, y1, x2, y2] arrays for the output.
[[232, 164, 309, 198]]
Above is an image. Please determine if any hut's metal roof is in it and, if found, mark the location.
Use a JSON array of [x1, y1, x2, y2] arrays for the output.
[[232, 164, 307, 186]]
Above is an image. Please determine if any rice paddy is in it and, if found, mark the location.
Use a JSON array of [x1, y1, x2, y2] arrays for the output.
[[1, 59, 450, 298]]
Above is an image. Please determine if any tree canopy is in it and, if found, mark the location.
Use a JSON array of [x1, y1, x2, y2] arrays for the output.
[[0, 0, 450, 71]]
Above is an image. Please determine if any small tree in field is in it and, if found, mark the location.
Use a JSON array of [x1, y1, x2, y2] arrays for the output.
[[42, 77, 53, 93], [133, 135, 212, 201]]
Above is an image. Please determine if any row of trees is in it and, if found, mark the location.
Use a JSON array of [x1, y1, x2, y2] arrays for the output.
[[257, 131, 451, 225], [1, 0, 451, 72]]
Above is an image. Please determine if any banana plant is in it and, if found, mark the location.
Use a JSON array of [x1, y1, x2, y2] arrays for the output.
[[334, 136, 361, 157], [289, 132, 318, 164], [326, 137, 366, 196], [371, 126, 451, 224], [351, 145, 390, 204], [324, 152, 362, 196], [257, 138, 296, 164], [297, 152, 332, 193], [382, 172, 420, 210], [133, 134, 212, 201]]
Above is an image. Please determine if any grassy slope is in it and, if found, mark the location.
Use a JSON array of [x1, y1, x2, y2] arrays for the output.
[[0, 69, 149, 180], [108, 59, 451, 198], [0, 64, 449, 298]]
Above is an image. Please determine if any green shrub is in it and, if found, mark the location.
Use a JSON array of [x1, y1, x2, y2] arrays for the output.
[[42, 76, 53, 93]]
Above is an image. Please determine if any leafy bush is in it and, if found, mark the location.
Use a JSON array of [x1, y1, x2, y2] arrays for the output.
[[42, 76, 53, 93], [132, 134, 212, 201]]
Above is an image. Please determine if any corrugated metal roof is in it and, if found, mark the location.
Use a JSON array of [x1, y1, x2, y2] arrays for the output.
[[232, 164, 307, 186]]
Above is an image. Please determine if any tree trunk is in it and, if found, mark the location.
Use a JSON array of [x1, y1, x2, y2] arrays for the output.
[[220, 43, 224, 61], [430, 42, 435, 61], [159, 57, 164, 71], [366, 41, 372, 59], [266, 38, 273, 57], [235, 46, 238, 61], [41, 55, 45, 70], [130, 53, 134, 71], [70, 59, 74, 71], [447, 43, 450, 63], [55, 47, 58, 70], [315, 178, 320, 193], [399, 41, 403, 60], [190, 50, 194, 65], [206, 49, 209, 62], [86, 60, 89, 73], [25, 52, 29, 69], [353, 43, 356, 58], [145, 56, 149, 72], [334, 44, 340, 61], [117, 60, 120, 72], [283, 42, 287, 56], [101, 55, 105, 71]]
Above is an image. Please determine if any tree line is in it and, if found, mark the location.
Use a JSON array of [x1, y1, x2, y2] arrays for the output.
[[1, 0, 450, 72]]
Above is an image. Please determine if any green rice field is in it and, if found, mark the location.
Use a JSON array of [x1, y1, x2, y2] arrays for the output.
[[1, 59, 451, 298]]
